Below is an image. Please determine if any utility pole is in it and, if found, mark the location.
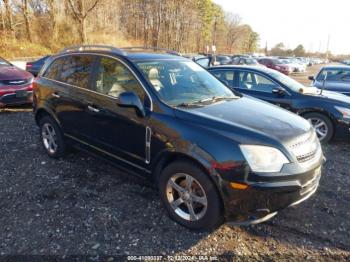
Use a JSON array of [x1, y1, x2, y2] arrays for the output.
[[326, 34, 330, 60]]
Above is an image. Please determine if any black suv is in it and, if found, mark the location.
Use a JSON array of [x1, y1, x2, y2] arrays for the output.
[[33, 46, 323, 230], [208, 66, 350, 143]]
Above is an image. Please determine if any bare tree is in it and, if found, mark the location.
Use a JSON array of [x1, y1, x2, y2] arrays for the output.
[[21, 0, 32, 42], [66, 0, 102, 43], [2, 0, 15, 38]]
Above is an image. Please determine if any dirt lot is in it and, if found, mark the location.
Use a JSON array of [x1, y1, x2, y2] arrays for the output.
[[0, 65, 349, 261]]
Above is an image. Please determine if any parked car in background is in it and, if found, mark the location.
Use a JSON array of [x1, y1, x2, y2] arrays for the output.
[[209, 65, 350, 142], [232, 57, 262, 67], [309, 66, 350, 96], [0, 56, 34, 107], [342, 60, 350, 66], [26, 55, 50, 76], [194, 55, 231, 68], [258, 58, 293, 75], [33, 45, 323, 230]]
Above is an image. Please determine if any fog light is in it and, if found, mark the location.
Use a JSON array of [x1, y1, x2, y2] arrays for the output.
[[230, 182, 248, 190]]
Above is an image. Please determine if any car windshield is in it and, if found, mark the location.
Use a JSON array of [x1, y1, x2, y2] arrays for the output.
[[266, 69, 305, 92], [0, 57, 11, 66], [136, 59, 237, 107]]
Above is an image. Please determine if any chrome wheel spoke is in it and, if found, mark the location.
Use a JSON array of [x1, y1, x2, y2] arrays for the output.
[[170, 198, 183, 209], [186, 201, 197, 221], [191, 194, 207, 206], [168, 179, 185, 194], [185, 175, 194, 191]]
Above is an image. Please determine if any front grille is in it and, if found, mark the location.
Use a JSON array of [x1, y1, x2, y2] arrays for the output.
[[0, 79, 30, 86], [288, 131, 320, 164]]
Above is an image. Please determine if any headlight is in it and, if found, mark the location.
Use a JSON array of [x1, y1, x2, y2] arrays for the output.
[[240, 145, 289, 173], [335, 106, 350, 119]]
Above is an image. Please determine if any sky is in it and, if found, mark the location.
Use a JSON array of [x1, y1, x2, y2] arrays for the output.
[[214, 0, 350, 54]]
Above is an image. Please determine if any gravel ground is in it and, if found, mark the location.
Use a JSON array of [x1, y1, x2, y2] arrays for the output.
[[0, 65, 349, 261], [0, 110, 349, 261]]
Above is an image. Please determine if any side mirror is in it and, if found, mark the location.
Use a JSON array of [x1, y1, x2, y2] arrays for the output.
[[308, 76, 315, 81], [117, 92, 146, 117], [272, 87, 286, 96]]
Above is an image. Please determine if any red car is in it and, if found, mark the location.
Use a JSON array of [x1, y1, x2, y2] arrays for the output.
[[0, 57, 34, 107], [258, 58, 292, 75]]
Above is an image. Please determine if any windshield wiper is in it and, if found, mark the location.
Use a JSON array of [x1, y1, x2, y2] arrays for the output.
[[175, 102, 204, 108], [197, 96, 238, 104]]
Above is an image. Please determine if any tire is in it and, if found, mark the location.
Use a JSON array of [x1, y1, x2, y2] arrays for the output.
[[39, 116, 67, 158], [303, 112, 334, 143], [159, 160, 224, 230]]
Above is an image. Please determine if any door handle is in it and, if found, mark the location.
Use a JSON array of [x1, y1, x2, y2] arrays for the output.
[[87, 105, 100, 113], [52, 92, 60, 98]]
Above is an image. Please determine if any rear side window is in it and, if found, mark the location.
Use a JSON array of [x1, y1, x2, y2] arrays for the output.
[[211, 70, 236, 88], [43, 58, 64, 80], [58, 55, 94, 88]]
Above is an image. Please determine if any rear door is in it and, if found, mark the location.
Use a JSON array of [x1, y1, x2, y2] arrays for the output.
[[42, 54, 97, 141]]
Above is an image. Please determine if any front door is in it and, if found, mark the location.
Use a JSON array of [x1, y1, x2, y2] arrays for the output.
[[83, 56, 151, 169], [236, 70, 293, 110]]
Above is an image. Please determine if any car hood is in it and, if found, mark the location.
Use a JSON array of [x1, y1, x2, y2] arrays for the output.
[[175, 96, 311, 144], [0, 65, 32, 80]]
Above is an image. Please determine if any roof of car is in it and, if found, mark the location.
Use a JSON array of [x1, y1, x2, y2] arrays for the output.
[[55, 50, 185, 60], [208, 65, 278, 75], [126, 52, 186, 61], [208, 65, 264, 71], [55, 45, 186, 61]]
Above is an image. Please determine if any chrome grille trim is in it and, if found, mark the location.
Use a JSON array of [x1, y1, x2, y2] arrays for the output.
[[287, 131, 321, 164]]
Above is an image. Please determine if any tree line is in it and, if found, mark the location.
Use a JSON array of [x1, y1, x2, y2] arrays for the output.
[[0, 0, 260, 56]]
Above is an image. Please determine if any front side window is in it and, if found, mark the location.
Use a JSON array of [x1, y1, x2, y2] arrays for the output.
[[211, 70, 236, 88], [136, 60, 236, 106], [58, 55, 94, 88], [94, 57, 145, 100], [239, 71, 278, 92]]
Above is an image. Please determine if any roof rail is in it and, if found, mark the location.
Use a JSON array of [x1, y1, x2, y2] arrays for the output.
[[120, 46, 181, 56], [60, 45, 126, 55]]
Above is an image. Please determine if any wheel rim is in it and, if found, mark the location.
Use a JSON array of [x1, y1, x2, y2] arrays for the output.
[[166, 173, 208, 221], [308, 118, 328, 141], [41, 123, 58, 154]]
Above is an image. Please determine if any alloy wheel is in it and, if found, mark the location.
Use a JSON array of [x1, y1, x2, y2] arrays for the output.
[[41, 123, 58, 154], [308, 118, 328, 141], [166, 173, 208, 221]]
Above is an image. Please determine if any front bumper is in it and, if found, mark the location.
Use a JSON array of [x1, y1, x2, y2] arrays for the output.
[[222, 158, 322, 224], [0, 90, 33, 106]]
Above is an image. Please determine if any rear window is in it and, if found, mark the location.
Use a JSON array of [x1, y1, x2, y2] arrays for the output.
[[43, 55, 94, 88]]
